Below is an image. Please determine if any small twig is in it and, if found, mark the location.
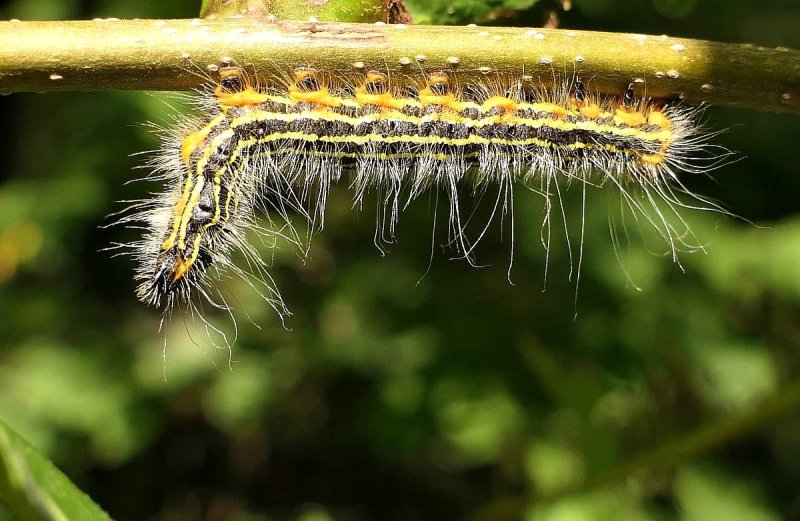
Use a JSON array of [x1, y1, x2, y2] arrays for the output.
[[545, 378, 800, 501], [581, 377, 800, 491]]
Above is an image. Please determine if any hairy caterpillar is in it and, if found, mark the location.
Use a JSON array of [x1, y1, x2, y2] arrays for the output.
[[119, 64, 730, 319]]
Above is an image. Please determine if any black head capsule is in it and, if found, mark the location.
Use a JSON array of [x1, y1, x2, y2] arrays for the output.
[[144, 256, 177, 306], [141, 241, 215, 308], [139, 246, 199, 308]]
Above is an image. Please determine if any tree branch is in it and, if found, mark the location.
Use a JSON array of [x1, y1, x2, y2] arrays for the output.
[[0, 18, 797, 113]]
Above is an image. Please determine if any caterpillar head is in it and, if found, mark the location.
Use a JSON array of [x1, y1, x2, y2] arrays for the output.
[[137, 172, 234, 308], [136, 125, 243, 309]]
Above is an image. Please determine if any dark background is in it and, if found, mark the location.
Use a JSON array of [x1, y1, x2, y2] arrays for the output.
[[1, 0, 799, 520]]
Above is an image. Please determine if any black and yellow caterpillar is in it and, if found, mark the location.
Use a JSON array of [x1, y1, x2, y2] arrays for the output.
[[127, 65, 725, 314]]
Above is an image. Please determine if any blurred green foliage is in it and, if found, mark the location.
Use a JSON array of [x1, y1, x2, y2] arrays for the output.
[[0, 419, 112, 521], [1, 0, 800, 519]]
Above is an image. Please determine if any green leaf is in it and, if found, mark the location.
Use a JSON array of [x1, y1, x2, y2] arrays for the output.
[[0, 419, 112, 521]]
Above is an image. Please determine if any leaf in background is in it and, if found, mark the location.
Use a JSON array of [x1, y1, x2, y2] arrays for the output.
[[0, 419, 112, 521]]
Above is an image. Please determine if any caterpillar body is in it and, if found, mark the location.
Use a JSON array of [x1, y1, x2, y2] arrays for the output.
[[123, 65, 728, 317]]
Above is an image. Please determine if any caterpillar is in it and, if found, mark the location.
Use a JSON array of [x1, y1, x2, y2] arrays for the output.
[[119, 64, 730, 319]]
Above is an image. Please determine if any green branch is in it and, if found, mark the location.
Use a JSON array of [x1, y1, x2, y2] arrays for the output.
[[0, 18, 797, 113]]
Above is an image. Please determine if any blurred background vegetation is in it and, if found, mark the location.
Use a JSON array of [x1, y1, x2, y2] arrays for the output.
[[1, 0, 799, 519]]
